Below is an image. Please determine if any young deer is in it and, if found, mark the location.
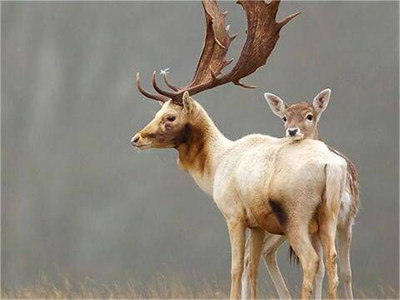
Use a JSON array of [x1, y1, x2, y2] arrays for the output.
[[132, 1, 346, 298], [242, 90, 359, 299]]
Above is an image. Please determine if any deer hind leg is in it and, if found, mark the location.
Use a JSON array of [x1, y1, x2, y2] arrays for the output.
[[287, 225, 319, 300], [338, 224, 354, 299], [246, 228, 266, 299], [241, 229, 264, 300], [228, 220, 246, 300], [311, 233, 325, 300], [319, 214, 339, 299], [242, 233, 252, 299], [262, 235, 292, 299]]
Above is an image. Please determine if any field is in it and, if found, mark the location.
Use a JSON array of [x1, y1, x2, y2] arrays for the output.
[[2, 273, 398, 299]]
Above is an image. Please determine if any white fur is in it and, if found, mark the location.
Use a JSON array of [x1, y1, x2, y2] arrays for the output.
[[134, 99, 347, 299], [338, 191, 352, 226]]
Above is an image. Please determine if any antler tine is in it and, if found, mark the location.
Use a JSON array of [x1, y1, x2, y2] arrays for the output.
[[151, 71, 178, 98], [218, 0, 299, 90], [177, 0, 300, 98], [184, 0, 233, 89], [135, 0, 299, 103], [278, 11, 301, 28], [234, 81, 256, 89], [135, 0, 231, 103], [136, 72, 170, 102], [162, 73, 181, 92]]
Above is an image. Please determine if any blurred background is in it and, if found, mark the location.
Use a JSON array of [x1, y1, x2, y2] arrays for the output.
[[2, 0, 399, 296]]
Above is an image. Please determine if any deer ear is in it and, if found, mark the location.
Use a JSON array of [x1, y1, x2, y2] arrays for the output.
[[312, 88, 331, 119], [264, 92, 287, 118], [182, 91, 195, 113]]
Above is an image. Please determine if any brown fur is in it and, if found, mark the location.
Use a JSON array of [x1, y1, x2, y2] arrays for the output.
[[263, 212, 285, 235], [176, 123, 211, 176], [269, 200, 287, 227], [133, 100, 213, 178], [284, 102, 321, 139]]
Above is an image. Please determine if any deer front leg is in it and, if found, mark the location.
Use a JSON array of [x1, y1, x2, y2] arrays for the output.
[[228, 220, 246, 300]]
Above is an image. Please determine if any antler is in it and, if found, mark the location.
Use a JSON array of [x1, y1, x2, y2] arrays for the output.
[[136, 0, 300, 104]]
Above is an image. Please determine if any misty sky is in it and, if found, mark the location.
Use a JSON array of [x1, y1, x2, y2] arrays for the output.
[[2, 1, 399, 295]]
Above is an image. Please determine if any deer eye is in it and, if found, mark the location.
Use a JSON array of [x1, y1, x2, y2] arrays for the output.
[[306, 114, 313, 121], [282, 116, 287, 122], [166, 116, 176, 122]]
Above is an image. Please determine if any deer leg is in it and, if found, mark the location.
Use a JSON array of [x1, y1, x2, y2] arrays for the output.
[[247, 228, 265, 299], [287, 226, 319, 299], [338, 224, 353, 299], [228, 220, 246, 300], [242, 233, 252, 299], [319, 215, 339, 299], [262, 235, 292, 299], [311, 233, 325, 299], [242, 230, 265, 300]]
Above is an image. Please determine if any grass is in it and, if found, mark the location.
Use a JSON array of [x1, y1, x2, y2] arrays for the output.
[[2, 273, 228, 299], [2, 273, 398, 299]]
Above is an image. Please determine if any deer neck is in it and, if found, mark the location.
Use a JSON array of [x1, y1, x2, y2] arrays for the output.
[[311, 126, 321, 140], [175, 104, 230, 195]]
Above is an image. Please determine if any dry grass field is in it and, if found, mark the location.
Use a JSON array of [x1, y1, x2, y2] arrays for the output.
[[2, 273, 398, 299]]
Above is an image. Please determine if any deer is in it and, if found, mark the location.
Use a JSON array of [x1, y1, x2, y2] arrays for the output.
[[241, 90, 359, 299], [130, 1, 347, 298]]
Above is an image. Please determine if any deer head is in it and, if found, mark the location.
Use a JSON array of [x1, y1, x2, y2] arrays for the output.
[[132, 0, 300, 149], [264, 88, 331, 140], [131, 92, 197, 149]]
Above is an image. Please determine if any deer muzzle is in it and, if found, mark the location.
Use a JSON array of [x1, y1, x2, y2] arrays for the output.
[[286, 128, 304, 140], [131, 132, 152, 149]]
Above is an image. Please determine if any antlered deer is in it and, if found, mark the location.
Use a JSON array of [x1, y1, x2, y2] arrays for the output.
[[131, 1, 346, 298], [241, 90, 358, 299]]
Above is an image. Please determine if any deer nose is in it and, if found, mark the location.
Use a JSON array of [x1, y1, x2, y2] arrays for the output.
[[288, 128, 298, 136], [131, 133, 141, 146]]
